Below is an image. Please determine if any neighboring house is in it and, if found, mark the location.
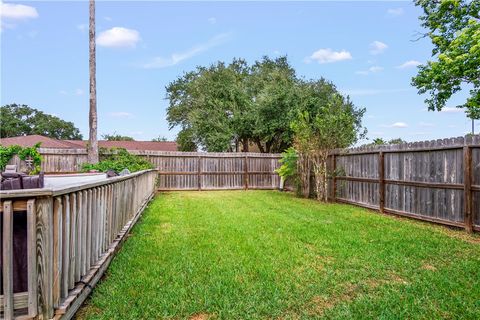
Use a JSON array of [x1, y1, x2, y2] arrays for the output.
[[0, 135, 178, 152]]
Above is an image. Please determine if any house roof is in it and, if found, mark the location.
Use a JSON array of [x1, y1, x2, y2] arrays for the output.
[[66, 140, 178, 152], [0, 135, 81, 149], [0, 135, 177, 152]]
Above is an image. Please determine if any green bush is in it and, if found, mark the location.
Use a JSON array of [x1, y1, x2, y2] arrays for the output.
[[82, 148, 154, 173], [0, 143, 42, 174], [275, 147, 301, 194]]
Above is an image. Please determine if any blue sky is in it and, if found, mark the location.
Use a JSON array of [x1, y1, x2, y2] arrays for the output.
[[1, 1, 477, 143]]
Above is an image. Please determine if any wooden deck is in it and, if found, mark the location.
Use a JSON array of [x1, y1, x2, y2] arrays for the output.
[[0, 170, 157, 319]]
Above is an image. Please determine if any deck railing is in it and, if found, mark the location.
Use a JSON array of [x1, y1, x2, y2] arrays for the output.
[[0, 169, 157, 319]]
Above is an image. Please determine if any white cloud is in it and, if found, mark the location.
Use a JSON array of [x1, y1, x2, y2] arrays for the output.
[[387, 8, 404, 16], [77, 24, 87, 32], [440, 107, 463, 113], [411, 131, 430, 136], [305, 48, 352, 64], [355, 71, 369, 76], [343, 88, 411, 96], [396, 60, 421, 69], [59, 89, 84, 96], [419, 121, 434, 127], [369, 66, 384, 73], [356, 65, 384, 75], [104, 16, 112, 21], [108, 112, 133, 118], [370, 41, 388, 55], [97, 27, 140, 48], [1, 2, 38, 20], [143, 33, 231, 69], [381, 122, 408, 128], [208, 17, 216, 24]]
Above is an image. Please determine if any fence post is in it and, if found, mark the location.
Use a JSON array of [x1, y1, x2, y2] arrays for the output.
[[379, 151, 385, 213], [464, 145, 473, 232], [197, 155, 202, 191], [244, 155, 249, 190], [332, 154, 337, 202]]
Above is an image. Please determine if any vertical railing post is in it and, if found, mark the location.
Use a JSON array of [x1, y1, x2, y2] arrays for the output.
[[3, 201, 13, 320], [36, 196, 54, 319], [464, 145, 473, 232], [27, 199, 38, 318], [52, 197, 63, 308], [379, 151, 385, 213]]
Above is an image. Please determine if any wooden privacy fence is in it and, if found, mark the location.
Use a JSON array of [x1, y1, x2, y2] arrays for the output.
[[0, 169, 157, 319], [153, 152, 281, 190], [8, 149, 283, 191], [329, 135, 480, 232], [7, 148, 281, 190]]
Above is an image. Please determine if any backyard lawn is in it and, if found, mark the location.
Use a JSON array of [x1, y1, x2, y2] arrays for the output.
[[77, 190, 480, 319]]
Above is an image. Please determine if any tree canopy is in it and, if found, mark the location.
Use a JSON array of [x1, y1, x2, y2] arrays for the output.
[[412, 0, 480, 119], [291, 79, 366, 200], [363, 137, 407, 146], [0, 104, 83, 139], [152, 136, 168, 142], [166, 56, 299, 153], [101, 133, 135, 141]]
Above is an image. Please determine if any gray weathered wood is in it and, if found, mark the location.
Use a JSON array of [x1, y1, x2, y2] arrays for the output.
[[3, 201, 13, 319]]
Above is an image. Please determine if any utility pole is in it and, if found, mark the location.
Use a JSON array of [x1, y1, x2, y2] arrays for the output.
[[87, 0, 99, 163]]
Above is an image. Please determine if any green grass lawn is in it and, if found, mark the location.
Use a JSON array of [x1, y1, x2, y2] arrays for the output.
[[77, 190, 480, 320]]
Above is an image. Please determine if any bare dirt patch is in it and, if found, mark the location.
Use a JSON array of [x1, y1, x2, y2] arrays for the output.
[[160, 222, 173, 233], [421, 263, 437, 271], [308, 283, 359, 316], [189, 313, 212, 320]]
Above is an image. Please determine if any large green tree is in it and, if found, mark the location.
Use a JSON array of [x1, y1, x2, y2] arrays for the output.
[[0, 104, 83, 139], [249, 56, 299, 153], [292, 79, 366, 200], [167, 59, 252, 152], [166, 56, 299, 153], [101, 133, 135, 141], [412, 0, 480, 120]]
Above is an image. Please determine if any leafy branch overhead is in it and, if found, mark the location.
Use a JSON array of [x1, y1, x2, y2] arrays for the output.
[[412, 0, 480, 119]]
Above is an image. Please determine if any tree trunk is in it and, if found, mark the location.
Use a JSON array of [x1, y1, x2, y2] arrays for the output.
[[242, 138, 249, 152], [254, 139, 265, 153], [265, 140, 272, 153], [87, 0, 99, 164], [311, 152, 328, 202]]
